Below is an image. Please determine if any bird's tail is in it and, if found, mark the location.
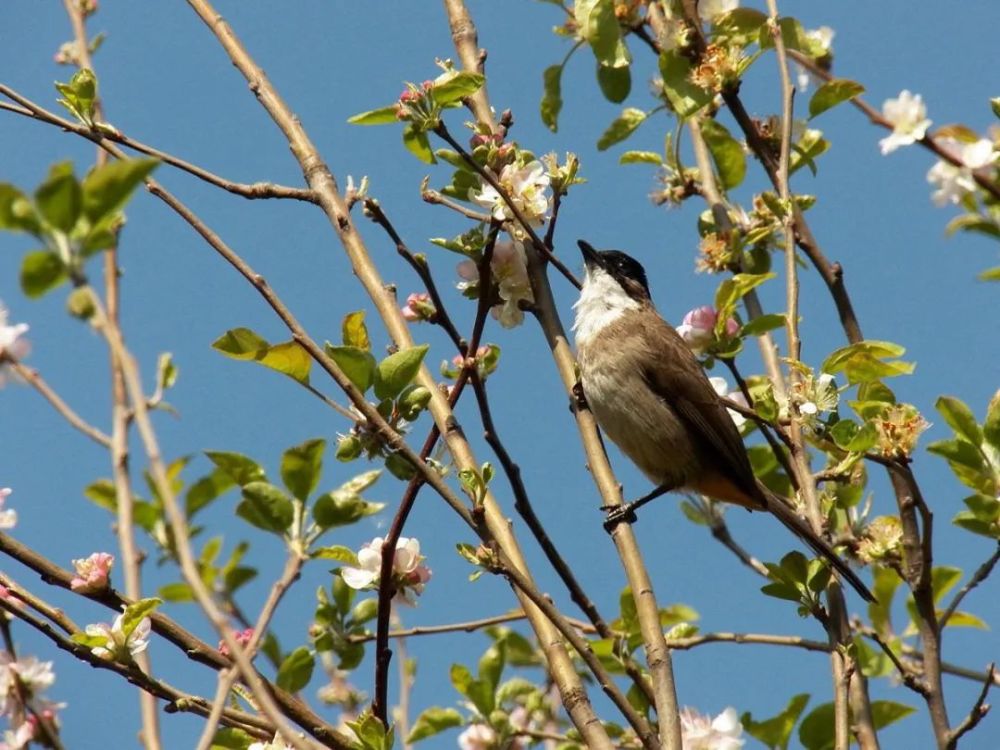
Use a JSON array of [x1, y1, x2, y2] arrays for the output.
[[760, 487, 876, 603]]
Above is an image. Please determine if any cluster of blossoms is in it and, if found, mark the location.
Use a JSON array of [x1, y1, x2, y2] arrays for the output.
[[85, 612, 151, 663], [218, 627, 254, 658], [857, 515, 904, 565], [69, 552, 114, 593], [689, 42, 744, 93], [696, 232, 737, 273], [457, 240, 535, 328], [469, 161, 551, 236], [679, 706, 745, 750], [341, 536, 431, 606], [0, 653, 63, 749], [53, 40, 83, 66], [0, 301, 30, 388], [927, 137, 998, 206], [675, 305, 739, 355], [0, 489, 16, 530], [441, 345, 500, 383], [781, 371, 840, 432], [795, 27, 835, 91]]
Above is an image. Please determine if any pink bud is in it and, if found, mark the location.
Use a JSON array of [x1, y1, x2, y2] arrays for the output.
[[70, 552, 114, 593], [682, 305, 718, 332]]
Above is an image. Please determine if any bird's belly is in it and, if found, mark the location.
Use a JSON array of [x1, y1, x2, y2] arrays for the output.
[[582, 365, 700, 489]]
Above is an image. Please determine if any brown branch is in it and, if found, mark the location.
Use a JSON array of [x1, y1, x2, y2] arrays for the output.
[[708, 516, 770, 577], [0, 354, 110, 448], [0, 87, 317, 204], [421, 185, 492, 222], [348, 610, 531, 643]]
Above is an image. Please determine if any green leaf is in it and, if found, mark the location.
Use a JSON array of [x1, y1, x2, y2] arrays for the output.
[[158, 582, 195, 602], [259, 341, 311, 384], [276, 647, 315, 693], [821, 340, 915, 384], [943, 610, 988, 628], [402, 125, 436, 164], [742, 693, 810, 750], [121, 597, 161, 638], [20, 251, 67, 298], [798, 702, 835, 750], [209, 728, 255, 750], [575, 0, 630, 68], [659, 50, 712, 119], [596, 62, 631, 103], [84, 479, 117, 511], [984, 390, 1000, 450], [204, 451, 266, 486], [715, 272, 775, 320], [281, 438, 326, 501], [407, 707, 463, 743], [597, 108, 647, 151], [374, 344, 429, 400], [540, 64, 564, 132], [432, 71, 485, 105], [55, 68, 97, 124], [342, 310, 370, 350], [870, 700, 916, 730], [701, 119, 746, 190], [0, 184, 42, 234], [809, 79, 865, 120], [759, 17, 810, 53], [212, 328, 269, 359], [619, 150, 662, 165], [311, 545, 359, 565], [978, 265, 1000, 281], [741, 313, 785, 336], [324, 344, 377, 393], [35, 162, 82, 233], [312, 491, 384, 530], [478, 642, 505, 692], [237, 481, 295, 533], [81, 158, 158, 223], [946, 215, 1000, 239], [935, 396, 983, 446], [347, 105, 400, 125]]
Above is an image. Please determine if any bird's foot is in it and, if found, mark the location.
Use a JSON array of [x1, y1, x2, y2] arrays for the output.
[[601, 502, 638, 532]]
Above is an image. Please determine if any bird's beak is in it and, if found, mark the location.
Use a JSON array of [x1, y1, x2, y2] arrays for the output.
[[578, 240, 604, 270]]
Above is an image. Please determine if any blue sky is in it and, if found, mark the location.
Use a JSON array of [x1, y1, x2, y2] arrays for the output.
[[1, 1, 997, 748]]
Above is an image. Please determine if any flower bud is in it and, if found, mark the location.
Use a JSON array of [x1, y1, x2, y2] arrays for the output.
[[336, 435, 362, 462]]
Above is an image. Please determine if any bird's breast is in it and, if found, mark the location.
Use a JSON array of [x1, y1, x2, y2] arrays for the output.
[[578, 326, 701, 488]]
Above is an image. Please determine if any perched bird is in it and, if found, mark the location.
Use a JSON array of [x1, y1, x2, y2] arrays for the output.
[[572, 240, 874, 602]]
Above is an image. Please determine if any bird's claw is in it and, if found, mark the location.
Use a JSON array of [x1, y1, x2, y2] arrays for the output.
[[602, 503, 637, 531]]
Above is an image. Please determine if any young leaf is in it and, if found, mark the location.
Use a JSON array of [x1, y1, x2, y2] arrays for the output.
[[432, 71, 485, 105], [700, 119, 746, 190], [281, 438, 326, 501], [402, 125, 436, 164], [374, 344, 429, 400], [809, 79, 865, 120], [540, 64, 564, 132], [212, 328, 269, 359], [870, 700, 916, 730], [596, 62, 631, 103], [259, 341, 312, 384], [276, 647, 315, 693], [311, 545, 359, 565], [237, 481, 295, 533], [35, 161, 81, 233], [121, 597, 162, 638], [55, 68, 97, 124], [342, 310, 371, 350], [0, 184, 42, 234], [597, 108, 647, 151], [741, 693, 810, 750], [325, 344, 377, 393], [619, 151, 662, 165], [204, 451, 266, 486], [347, 105, 399, 125], [81, 158, 158, 223], [659, 50, 712, 119], [20, 251, 67, 299], [798, 702, 835, 750], [935, 395, 983, 446], [407, 707, 463, 743], [575, 0, 631, 68]]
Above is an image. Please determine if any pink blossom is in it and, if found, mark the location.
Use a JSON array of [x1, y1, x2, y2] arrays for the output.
[[219, 627, 254, 657], [401, 292, 434, 322], [675, 306, 739, 354], [679, 706, 745, 749], [0, 302, 30, 388], [458, 723, 496, 750], [70, 552, 114, 593]]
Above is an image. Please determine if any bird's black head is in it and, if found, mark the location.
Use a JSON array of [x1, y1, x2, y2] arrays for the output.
[[578, 240, 651, 300]]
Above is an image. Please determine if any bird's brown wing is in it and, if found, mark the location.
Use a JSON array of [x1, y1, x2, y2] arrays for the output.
[[638, 319, 764, 509]]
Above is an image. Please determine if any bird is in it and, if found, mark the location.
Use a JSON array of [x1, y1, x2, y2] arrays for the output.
[[572, 239, 874, 602]]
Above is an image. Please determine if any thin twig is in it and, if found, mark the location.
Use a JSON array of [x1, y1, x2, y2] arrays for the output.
[[0, 87, 316, 204], [421, 186, 492, 222], [939, 542, 1000, 629], [0, 354, 110, 448], [946, 663, 995, 748]]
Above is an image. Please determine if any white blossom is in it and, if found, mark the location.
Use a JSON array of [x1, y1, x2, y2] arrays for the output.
[[699, 0, 738, 21], [879, 90, 931, 155], [0, 488, 15, 530], [455, 240, 535, 329], [341, 536, 431, 605], [458, 723, 496, 750], [470, 161, 550, 233], [249, 735, 295, 750], [679, 706, 745, 750], [85, 613, 151, 662], [0, 302, 30, 388], [796, 27, 835, 91], [927, 138, 997, 206], [709, 377, 748, 428]]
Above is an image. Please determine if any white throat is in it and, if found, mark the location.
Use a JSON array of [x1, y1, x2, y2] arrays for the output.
[[573, 267, 641, 345]]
